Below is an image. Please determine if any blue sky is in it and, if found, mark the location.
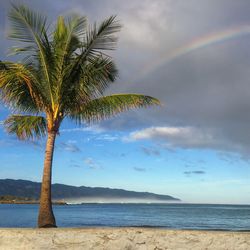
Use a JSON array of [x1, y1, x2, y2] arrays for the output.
[[1, 0, 250, 204]]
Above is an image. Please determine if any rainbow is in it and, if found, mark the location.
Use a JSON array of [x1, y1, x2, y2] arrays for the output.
[[135, 25, 250, 80]]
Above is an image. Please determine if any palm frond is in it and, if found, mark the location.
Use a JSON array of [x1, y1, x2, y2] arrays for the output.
[[8, 4, 55, 111], [66, 15, 87, 40], [84, 15, 121, 52], [70, 94, 160, 123], [4, 115, 47, 140], [0, 60, 7, 70], [52, 16, 87, 107], [68, 16, 121, 85], [0, 61, 46, 112], [8, 46, 34, 55], [61, 56, 118, 113], [8, 3, 47, 43], [53, 15, 86, 65], [80, 56, 118, 97]]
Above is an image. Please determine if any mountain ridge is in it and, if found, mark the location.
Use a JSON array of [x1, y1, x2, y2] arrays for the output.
[[0, 179, 180, 202]]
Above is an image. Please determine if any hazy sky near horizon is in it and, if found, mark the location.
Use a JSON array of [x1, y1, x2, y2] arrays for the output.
[[1, 0, 250, 204]]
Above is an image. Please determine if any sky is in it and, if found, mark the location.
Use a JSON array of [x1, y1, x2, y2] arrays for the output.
[[1, 0, 250, 204]]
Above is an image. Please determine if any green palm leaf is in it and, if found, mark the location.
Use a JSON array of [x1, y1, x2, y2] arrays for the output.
[[62, 56, 118, 113], [0, 60, 7, 70], [8, 3, 47, 43], [0, 61, 45, 112], [8, 4, 55, 110], [68, 16, 121, 86], [70, 94, 160, 123], [84, 15, 121, 52], [4, 115, 47, 140], [52, 15, 86, 105]]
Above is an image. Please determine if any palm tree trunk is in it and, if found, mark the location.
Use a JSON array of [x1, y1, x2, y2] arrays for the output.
[[38, 131, 57, 228]]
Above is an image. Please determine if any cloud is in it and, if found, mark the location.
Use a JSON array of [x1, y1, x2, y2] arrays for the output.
[[94, 134, 119, 142], [184, 170, 206, 175], [93, 1, 250, 160], [141, 146, 160, 156], [117, 0, 172, 49], [185, 164, 194, 168], [198, 160, 206, 164], [61, 126, 119, 143], [124, 126, 250, 157], [217, 152, 243, 164], [60, 125, 104, 134], [125, 126, 219, 149], [83, 157, 101, 169], [70, 164, 81, 168], [60, 140, 81, 152], [0, 139, 13, 147], [133, 167, 147, 172], [27, 140, 44, 150]]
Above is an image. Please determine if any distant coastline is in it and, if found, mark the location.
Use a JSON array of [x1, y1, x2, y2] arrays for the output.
[[0, 201, 67, 205], [0, 179, 180, 202], [0, 195, 66, 205]]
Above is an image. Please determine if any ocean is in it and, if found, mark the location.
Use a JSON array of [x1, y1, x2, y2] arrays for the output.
[[0, 203, 250, 230]]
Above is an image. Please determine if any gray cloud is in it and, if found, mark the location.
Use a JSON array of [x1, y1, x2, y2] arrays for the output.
[[100, 1, 250, 159], [133, 167, 146, 172], [184, 170, 206, 175], [26, 140, 44, 150], [217, 152, 243, 164], [0, 139, 14, 147], [60, 140, 81, 153], [185, 164, 194, 168], [70, 164, 81, 168], [141, 146, 160, 156]]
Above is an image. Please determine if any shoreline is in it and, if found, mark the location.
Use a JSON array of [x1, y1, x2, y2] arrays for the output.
[[0, 201, 67, 205], [2, 226, 250, 232], [0, 227, 249, 249]]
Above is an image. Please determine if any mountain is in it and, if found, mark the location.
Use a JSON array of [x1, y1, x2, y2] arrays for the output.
[[0, 179, 180, 202]]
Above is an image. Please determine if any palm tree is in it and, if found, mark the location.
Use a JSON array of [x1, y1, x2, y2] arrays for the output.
[[0, 4, 160, 228]]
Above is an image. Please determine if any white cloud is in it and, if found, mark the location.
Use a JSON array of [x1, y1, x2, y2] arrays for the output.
[[141, 146, 160, 156], [124, 126, 246, 155], [95, 134, 119, 142], [83, 157, 102, 169], [126, 127, 190, 140], [124, 126, 213, 146], [60, 125, 104, 133]]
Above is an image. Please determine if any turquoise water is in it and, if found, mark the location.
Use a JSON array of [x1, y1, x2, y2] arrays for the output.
[[0, 203, 250, 230]]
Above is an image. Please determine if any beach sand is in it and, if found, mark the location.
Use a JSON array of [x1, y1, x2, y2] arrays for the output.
[[0, 228, 249, 250]]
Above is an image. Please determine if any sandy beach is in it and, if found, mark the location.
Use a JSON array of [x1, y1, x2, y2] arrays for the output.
[[0, 228, 249, 250]]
